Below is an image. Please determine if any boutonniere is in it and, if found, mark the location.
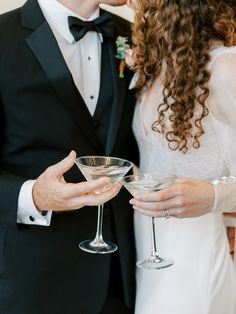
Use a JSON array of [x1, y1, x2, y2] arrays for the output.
[[115, 36, 130, 78]]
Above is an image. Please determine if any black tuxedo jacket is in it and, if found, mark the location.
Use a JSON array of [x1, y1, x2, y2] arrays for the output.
[[0, 1, 138, 313]]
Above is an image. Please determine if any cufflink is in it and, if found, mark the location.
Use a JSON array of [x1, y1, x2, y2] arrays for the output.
[[212, 176, 236, 185], [29, 216, 35, 222]]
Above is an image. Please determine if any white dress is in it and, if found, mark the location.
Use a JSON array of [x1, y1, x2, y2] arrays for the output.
[[133, 46, 236, 314]]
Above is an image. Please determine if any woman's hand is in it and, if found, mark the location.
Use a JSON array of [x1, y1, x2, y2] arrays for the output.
[[129, 178, 215, 218]]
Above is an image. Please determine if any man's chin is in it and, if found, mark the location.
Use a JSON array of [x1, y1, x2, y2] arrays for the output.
[[100, 0, 127, 6]]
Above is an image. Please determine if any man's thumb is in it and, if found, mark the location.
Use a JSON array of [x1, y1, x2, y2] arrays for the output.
[[51, 150, 76, 177]]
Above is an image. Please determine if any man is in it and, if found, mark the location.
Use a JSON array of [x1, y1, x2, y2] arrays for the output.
[[0, 0, 138, 313]]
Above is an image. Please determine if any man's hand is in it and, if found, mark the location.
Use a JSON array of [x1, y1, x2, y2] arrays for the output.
[[32, 151, 121, 212]]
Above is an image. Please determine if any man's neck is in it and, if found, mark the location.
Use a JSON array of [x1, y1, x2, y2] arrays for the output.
[[57, 0, 99, 18]]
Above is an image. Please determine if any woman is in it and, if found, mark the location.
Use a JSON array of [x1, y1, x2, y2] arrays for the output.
[[128, 1, 236, 313]]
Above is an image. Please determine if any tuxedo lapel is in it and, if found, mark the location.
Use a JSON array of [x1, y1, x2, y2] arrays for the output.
[[104, 12, 134, 155], [21, 0, 101, 152], [105, 38, 128, 155]]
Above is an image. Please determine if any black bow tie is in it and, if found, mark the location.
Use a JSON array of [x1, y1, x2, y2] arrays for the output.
[[68, 12, 114, 42]]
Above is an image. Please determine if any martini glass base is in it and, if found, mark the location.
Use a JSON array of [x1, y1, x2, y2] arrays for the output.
[[79, 239, 118, 254], [137, 256, 174, 270]]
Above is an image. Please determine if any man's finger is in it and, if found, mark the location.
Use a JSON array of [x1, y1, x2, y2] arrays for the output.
[[65, 177, 112, 197], [68, 183, 121, 208]]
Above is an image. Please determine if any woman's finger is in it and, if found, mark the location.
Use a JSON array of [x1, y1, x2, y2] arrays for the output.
[[133, 185, 177, 202], [134, 206, 179, 218], [130, 196, 179, 212]]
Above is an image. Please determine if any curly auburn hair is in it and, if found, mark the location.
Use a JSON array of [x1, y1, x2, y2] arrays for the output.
[[131, 0, 236, 152]]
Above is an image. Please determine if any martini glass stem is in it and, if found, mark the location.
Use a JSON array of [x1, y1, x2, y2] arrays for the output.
[[149, 216, 160, 260], [92, 204, 105, 246]]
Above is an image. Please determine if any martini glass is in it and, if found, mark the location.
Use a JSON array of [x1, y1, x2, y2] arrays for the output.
[[75, 156, 133, 254], [121, 174, 176, 270]]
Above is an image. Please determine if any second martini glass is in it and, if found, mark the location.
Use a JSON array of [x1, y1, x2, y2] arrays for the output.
[[121, 174, 176, 269], [75, 156, 133, 254]]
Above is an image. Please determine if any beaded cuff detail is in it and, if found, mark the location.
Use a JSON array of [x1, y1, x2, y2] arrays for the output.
[[212, 176, 236, 186]]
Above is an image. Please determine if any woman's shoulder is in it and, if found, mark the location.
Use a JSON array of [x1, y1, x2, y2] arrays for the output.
[[209, 45, 236, 69], [207, 46, 236, 129], [208, 45, 236, 84]]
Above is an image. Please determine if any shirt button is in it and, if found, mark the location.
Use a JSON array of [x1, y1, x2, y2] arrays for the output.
[[90, 95, 94, 100], [29, 216, 35, 222], [88, 56, 91, 61]]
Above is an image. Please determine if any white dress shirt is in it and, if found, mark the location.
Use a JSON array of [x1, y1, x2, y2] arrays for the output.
[[17, 0, 102, 226]]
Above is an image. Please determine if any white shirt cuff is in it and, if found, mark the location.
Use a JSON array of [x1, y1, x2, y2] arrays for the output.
[[17, 180, 52, 226]]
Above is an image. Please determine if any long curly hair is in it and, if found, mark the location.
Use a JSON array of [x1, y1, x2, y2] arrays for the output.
[[131, 0, 236, 152]]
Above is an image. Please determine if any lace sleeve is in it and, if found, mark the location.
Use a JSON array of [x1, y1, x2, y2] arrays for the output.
[[207, 52, 236, 213]]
